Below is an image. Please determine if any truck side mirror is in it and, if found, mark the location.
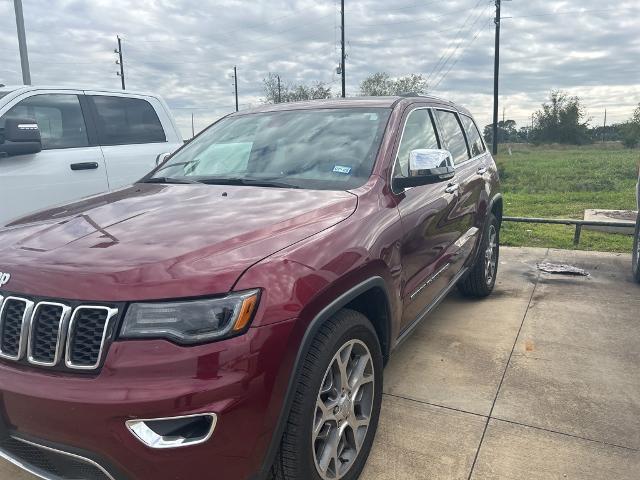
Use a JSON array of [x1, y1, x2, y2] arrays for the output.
[[0, 118, 42, 157], [393, 149, 455, 190]]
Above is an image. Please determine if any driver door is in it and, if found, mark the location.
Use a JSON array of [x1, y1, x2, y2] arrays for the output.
[[393, 107, 466, 333], [0, 91, 108, 225]]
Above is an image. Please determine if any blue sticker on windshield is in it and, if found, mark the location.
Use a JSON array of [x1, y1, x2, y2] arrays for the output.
[[333, 165, 352, 174]]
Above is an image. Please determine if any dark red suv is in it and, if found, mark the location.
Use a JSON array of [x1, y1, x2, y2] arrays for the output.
[[0, 95, 501, 480]]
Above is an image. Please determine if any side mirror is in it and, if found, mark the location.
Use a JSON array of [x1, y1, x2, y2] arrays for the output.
[[0, 118, 42, 157], [155, 152, 171, 166], [393, 149, 455, 190]]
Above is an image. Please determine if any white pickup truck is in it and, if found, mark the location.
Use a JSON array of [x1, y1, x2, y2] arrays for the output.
[[0, 86, 183, 225]]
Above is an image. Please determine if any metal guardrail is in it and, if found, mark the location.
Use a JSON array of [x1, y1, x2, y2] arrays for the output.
[[503, 216, 637, 245]]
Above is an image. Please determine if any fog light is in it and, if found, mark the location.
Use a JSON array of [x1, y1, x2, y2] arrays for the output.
[[126, 413, 217, 449]]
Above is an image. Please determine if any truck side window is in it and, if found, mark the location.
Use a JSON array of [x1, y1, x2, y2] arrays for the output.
[[394, 109, 439, 178], [0, 94, 89, 150], [91, 96, 166, 146], [460, 114, 486, 157], [435, 110, 470, 165]]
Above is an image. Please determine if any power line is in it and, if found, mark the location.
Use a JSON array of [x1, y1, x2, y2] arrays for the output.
[[426, 0, 490, 86], [369, 0, 449, 13], [431, 17, 494, 90], [350, 3, 489, 28], [349, 21, 488, 47], [504, 8, 623, 19]]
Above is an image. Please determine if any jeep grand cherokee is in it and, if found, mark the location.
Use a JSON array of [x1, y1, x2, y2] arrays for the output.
[[0, 95, 502, 480]]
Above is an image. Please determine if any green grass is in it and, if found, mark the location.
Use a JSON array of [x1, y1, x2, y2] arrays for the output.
[[496, 143, 639, 252]]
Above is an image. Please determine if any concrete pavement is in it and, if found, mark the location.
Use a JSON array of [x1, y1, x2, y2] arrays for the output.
[[1, 247, 638, 479]]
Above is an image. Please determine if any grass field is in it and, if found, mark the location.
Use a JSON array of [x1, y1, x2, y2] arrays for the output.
[[496, 143, 639, 252]]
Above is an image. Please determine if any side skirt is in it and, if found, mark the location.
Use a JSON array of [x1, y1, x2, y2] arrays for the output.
[[395, 266, 468, 347]]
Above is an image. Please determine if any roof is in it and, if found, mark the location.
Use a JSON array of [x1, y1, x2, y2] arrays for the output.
[[233, 94, 469, 116], [0, 85, 160, 98]]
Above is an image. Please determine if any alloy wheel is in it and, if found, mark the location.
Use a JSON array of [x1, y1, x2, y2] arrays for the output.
[[312, 339, 375, 480], [485, 224, 498, 286]]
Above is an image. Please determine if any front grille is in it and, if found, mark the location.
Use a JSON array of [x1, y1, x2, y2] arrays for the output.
[[0, 300, 25, 356], [29, 303, 70, 365], [0, 295, 118, 371], [67, 307, 112, 368], [0, 436, 113, 480]]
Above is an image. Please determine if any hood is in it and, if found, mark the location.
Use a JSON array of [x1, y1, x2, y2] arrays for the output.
[[0, 184, 357, 300]]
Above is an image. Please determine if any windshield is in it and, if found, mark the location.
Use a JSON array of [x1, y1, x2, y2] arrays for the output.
[[152, 108, 391, 190]]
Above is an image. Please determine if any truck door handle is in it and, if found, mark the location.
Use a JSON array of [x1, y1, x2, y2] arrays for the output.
[[444, 183, 459, 194], [477, 166, 488, 175], [70, 162, 99, 171]]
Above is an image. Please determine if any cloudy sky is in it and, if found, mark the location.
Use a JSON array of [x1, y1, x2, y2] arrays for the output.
[[1, 0, 639, 138]]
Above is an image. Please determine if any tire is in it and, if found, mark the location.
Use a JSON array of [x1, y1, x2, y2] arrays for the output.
[[458, 213, 500, 298], [271, 309, 383, 480], [633, 216, 640, 283]]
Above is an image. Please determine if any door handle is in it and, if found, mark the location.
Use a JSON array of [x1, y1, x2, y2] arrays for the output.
[[477, 166, 488, 175], [70, 162, 99, 171], [444, 183, 459, 194]]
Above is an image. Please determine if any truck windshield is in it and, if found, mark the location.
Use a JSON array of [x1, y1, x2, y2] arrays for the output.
[[151, 108, 391, 190]]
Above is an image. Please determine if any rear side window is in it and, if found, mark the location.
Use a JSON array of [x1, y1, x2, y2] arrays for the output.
[[91, 96, 166, 146], [460, 115, 486, 157], [394, 109, 440, 177], [435, 110, 470, 165], [0, 94, 88, 149]]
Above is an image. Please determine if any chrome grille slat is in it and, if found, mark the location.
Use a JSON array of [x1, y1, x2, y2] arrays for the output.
[[28, 302, 72, 367], [65, 306, 119, 370], [0, 296, 35, 361], [0, 295, 117, 371]]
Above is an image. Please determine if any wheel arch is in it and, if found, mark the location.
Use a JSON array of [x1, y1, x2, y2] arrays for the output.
[[253, 276, 392, 480], [489, 193, 503, 225]]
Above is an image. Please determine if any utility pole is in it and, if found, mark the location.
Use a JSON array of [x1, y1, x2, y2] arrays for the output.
[[602, 109, 607, 144], [341, 0, 346, 98], [233, 66, 239, 112], [115, 36, 125, 90], [13, 0, 31, 85], [277, 75, 282, 103], [491, 0, 501, 155], [191, 113, 195, 138]]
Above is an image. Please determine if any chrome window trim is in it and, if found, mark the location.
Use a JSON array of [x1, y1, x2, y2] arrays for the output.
[[126, 412, 218, 449], [390, 106, 442, 195], [459, 112, 488, 154], [0, 296, 35, 361], [27, 302, 72, 367], [0, 436, 115, 480], [433, 108, 473, 166], [65, 305, 118, 370]]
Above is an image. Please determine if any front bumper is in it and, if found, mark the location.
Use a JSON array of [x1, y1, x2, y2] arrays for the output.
[[0, 318, 297, 480]]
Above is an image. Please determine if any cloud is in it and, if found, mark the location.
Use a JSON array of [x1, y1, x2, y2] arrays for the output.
[[0, 0, 638, 137]]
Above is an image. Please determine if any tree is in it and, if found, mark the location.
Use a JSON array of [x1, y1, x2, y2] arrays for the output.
[[262, 73, 333, 104], [530, 90, 591, 145], [483, 120, 519, 144], [359, 72, 428, 96], [621, 103, 640, 148]]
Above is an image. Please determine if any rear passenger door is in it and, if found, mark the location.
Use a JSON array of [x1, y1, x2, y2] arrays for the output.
[[434, 109, 489, 272], [85, 93, 174, 189]]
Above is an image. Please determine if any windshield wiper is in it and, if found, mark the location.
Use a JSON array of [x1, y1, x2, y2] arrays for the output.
[[197, 177, 300, 189], [139, 176, 202, 185]]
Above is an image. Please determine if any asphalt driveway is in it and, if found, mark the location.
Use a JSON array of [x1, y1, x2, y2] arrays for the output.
[[2, 247, 639, 479]]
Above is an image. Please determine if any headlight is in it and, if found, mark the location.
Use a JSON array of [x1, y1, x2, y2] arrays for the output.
[[120, 289, 260, 345]]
